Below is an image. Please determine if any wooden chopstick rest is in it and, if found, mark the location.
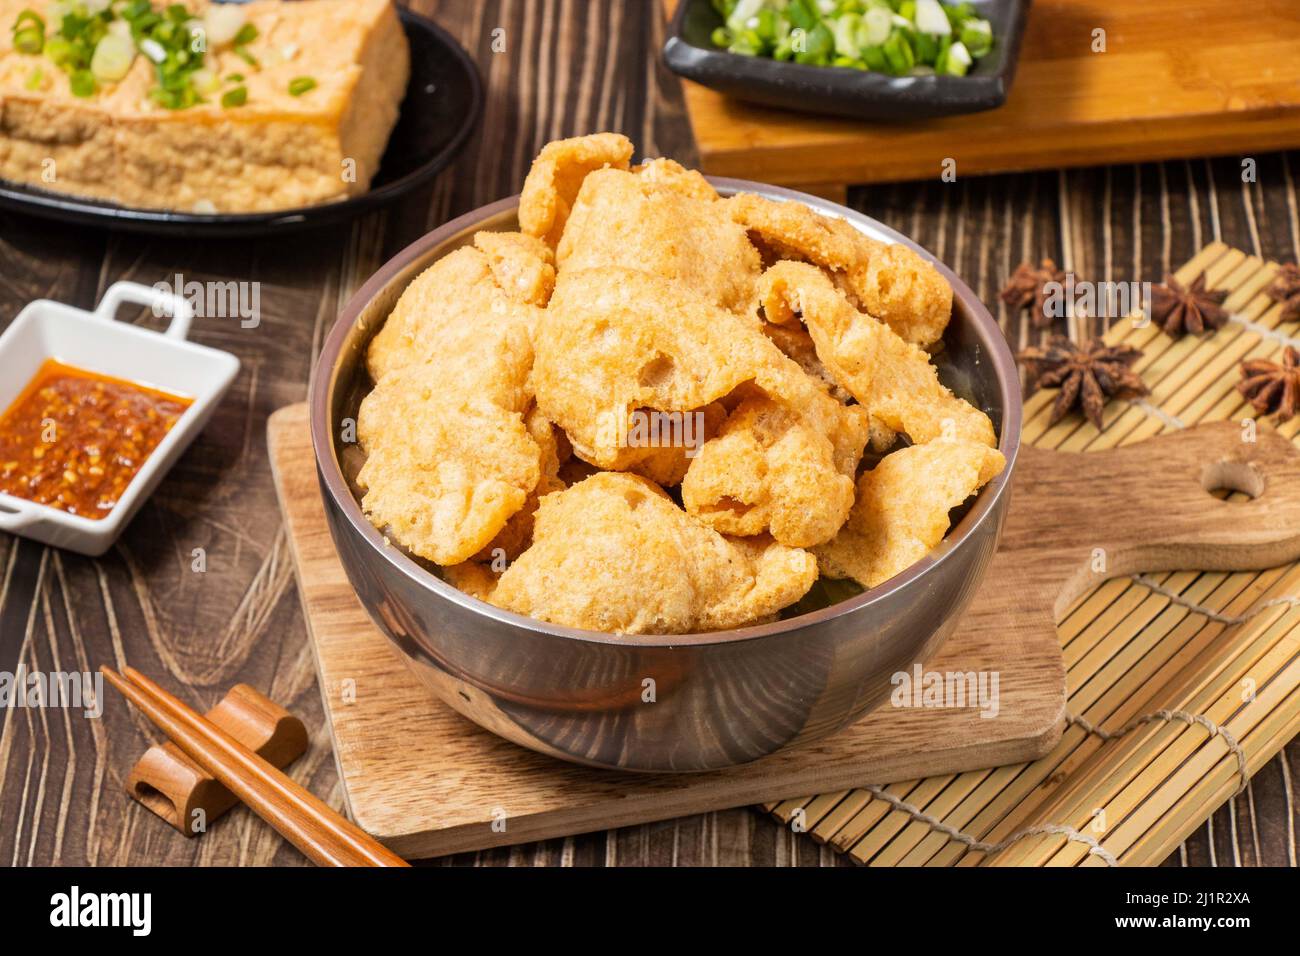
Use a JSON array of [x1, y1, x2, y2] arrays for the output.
[[126, 683, 308, 837]]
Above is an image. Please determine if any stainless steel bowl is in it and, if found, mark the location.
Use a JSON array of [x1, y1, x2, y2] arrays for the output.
[[309, 181, 1023, 773]]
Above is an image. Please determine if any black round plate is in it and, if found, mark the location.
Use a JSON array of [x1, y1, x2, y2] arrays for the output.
[[0, 8, 482, 237]]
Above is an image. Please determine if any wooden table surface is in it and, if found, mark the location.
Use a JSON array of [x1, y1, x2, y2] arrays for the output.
[[1, 0, 1296, 868]]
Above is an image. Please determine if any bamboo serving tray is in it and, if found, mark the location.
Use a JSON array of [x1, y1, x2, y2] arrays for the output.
[[667, 0, 1300, 195], [767, 243, 1300, 865]]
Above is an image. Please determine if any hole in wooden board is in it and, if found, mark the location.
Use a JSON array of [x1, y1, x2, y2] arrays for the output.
[[1201, 460, 1264, 500]]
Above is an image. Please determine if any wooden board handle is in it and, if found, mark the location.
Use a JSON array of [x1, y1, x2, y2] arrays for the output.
[[1005, 421, 1300, 618]]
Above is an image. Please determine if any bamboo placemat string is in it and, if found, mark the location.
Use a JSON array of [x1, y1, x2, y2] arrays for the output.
[[862, 784, 1121, 866], [1064, 711, 1249, 797], [859, 704, 1252, 862], [1130, 573, 1300, 625]]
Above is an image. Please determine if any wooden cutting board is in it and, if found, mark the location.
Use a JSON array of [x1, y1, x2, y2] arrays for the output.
[[269, 401, 1300, 859], [667, 0, 1300, 192]]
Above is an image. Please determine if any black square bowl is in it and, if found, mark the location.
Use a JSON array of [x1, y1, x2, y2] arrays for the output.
[[663, 0, 1031, 121]]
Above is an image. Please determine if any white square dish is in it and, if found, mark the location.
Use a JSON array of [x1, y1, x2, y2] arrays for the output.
[[0, 282, 240, 556]]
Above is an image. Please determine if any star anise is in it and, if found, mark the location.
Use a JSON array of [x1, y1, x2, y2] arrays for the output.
[[1265, 263, 1300, 322], [1237, 346, 1300, 421], [1149, 272, 1229, 337], [1000, 258, 1067, 327], [1016, 336, 1148, 430]]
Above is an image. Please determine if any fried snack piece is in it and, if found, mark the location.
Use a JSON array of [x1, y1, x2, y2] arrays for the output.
[[759, 261, 996, 452], [365, 239, 545, 386], [760, 326, 901, 450], [632, 157, 720, 201], [536, 267, 867, 479], [762, 323, 851, 403], [681, 395, 856, 548], [491, 473, 818, 633], [473, 230, 556, 306], [360, 236, 554, 567], [518, 132, 635, 248], [728, 192, 952, 348], [472, 406, 571, 562], [556, 167, 760, 315], [442, 562, 501, 602], [815, 439, 1006, 588], [356, 365, 542, 566]]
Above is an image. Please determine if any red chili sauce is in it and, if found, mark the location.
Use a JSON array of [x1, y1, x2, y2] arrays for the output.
[[0, 359, 192, 520]]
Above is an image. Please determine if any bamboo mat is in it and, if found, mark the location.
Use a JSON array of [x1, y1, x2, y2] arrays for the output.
[[765, 243, 1300, 866]]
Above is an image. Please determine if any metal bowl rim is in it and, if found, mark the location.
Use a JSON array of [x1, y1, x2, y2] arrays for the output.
[[309, 179, 1023, 648]]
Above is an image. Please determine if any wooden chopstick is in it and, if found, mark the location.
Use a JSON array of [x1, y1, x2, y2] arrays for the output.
[[102, 665, 408, 867]]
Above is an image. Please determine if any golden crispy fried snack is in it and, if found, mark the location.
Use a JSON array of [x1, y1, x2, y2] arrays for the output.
[[535, 267, 867, 479], [471, 405, 570, 562], [815, 439, 1006, 588], [631, 157, 720, 201], [759, 260, 996, 452], [681, 395, 856, 548], [473, 230, 556, 306], [518, 132, 635, 248], [491, 473, 818, 633], [728, 192, 952, 348], [442, 562, 501, 602], [761, 323, 851, 402], [556, 167, 760, 315], [758, 325, 896, 455], [356, 366, 542, 566], [360, 239, 556, 565], [365, 240, 545, 387]]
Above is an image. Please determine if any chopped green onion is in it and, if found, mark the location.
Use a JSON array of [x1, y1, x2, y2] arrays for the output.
[[960, 18, 992, 58], [232, 22, 258, 47], [220, 85, 247, 107], [90, 32, 135, 83], [24, 66, 43, 90], [287, 75, 316, 96], [706, 0, 993, 76], [69, 68, 96, 97], [832, 13, 860, 59], [857, 6, 891, 47], [913, 0, 951, 35], [941, 39, 971, 76], [11, 8, 44, 54], [881, 28, 914, 75]]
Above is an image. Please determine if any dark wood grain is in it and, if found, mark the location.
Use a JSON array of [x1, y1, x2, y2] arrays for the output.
[[0, 0, 1293, 868]]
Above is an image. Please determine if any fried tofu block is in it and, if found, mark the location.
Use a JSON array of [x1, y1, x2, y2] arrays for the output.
[[518, 132, 635, 248], [728, 192, 953, 348], [681, 395, 857, 548], [490, 473, 818, 633], [815, 439, 1006, 588], [535, 267, 868, 481], [0, 0, 409, 213], [365, 237, 545, 387], [356, 368, 542, 566], [556, 167, 760, 316], [760, 261, 996, 453]]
